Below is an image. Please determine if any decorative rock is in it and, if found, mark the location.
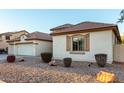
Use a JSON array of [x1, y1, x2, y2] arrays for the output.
[[0, 56, 124, 83], [19, 58, 25, 62], [49, 60, 57, 66]]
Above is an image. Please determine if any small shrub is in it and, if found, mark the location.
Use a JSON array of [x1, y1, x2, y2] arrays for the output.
[[0, 49, 5, 54], [7, 55, 16, 63], [63, 58, 72, 67], [95, 54, 107, 67], [41, 53, 52, 63]]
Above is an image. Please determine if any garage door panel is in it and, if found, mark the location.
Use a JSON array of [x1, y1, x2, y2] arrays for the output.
[[17, 44, 34, 56]]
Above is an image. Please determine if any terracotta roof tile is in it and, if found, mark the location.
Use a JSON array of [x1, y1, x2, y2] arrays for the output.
[[0, 32, 13, 36], [8, 31, 52, 42], [51, 21, 116, 33], [0, 30, 28, 36], [50, 24, 73, 30], [26, 31, 52, 41]]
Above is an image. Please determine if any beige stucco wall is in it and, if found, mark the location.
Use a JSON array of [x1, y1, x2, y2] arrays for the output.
[[0, 36, 9, 49], [10, 31, 28, 40], [35, 40, 52, 56], [0, 31, 28, 50], [113, 44, 124, 63], [8, 44, 14, 54], [53, 30, 114, 64], [0, 41, 8, 49]]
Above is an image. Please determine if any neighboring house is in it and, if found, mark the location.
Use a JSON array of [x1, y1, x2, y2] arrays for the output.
[[8, 32, 52, 56], [0, 30, 29, 51], [50, 21, 121, 64]]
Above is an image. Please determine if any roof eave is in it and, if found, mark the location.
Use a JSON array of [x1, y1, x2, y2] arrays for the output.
[[26, 38, 52, 42], [50, 26, 115, 35], [113, 26, 122, 43]]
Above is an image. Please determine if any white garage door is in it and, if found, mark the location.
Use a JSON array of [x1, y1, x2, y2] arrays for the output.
[[17, 44, 34, 56]]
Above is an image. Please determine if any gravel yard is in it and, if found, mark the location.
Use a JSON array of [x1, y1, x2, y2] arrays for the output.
[[0, 56, 124, 83]]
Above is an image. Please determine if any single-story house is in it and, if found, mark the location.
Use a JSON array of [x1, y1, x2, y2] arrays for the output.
[[8, 31, 52, 56], [50, 21, 121, 64]]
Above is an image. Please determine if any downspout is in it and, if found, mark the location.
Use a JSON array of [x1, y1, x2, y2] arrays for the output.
[[13, 36, 16, 55]]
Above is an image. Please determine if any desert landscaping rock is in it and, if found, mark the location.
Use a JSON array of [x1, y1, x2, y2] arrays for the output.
[[0, 56, 124, 83]]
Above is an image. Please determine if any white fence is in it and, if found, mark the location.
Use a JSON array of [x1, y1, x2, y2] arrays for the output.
[[113, 44, 124, 63]]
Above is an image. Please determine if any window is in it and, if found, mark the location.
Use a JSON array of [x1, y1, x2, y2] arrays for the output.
[[20, 35, 27, 42], [6, 36, 10, 40], [72, 35, 84, 51], [66, 34, 90, 52]]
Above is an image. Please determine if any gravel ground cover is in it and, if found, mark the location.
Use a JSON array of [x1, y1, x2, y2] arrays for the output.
[[0, 56, 124, 83]]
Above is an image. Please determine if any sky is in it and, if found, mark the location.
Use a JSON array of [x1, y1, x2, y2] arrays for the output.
[[0, 9, 124, 34]]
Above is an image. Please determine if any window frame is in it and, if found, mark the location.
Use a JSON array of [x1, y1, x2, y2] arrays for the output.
[[5, 36, 10, 40], [72, 34, 84, 52]]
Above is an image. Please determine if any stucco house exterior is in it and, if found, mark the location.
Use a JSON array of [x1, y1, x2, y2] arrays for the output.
[[50, 21, 121, 64], [0, 30, 29, 51], [8, 31, 52, 56]]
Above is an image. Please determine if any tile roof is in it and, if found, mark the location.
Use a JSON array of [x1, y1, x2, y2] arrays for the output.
[[26, 31, 52, 41], [0, 30, 28, 36], [0, 32, 13, 36], [50, 24, 73, 30], [51, 21, 116, 33], [7, 31, 52, 42]]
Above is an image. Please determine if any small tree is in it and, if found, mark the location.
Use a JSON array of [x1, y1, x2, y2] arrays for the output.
[[117, 9, 124, 23], [117, 10, 124, 44], [121, 34, 124, 44]]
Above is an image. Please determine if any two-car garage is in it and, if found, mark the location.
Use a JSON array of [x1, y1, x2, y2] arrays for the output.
[[16, 44, 34, 56], [8, 32, 52, 56], [8, 43, 35, 56]]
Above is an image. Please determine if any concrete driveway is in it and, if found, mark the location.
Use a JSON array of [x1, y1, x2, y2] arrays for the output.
[[0, 54, 36, 61], [0, 54, 8, 60]]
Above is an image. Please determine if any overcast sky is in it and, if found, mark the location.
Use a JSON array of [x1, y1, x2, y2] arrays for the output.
[[0, 9, 123, 34]]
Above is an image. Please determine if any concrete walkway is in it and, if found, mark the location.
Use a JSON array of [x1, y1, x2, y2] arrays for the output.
[[0, 54, 8, 61]]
